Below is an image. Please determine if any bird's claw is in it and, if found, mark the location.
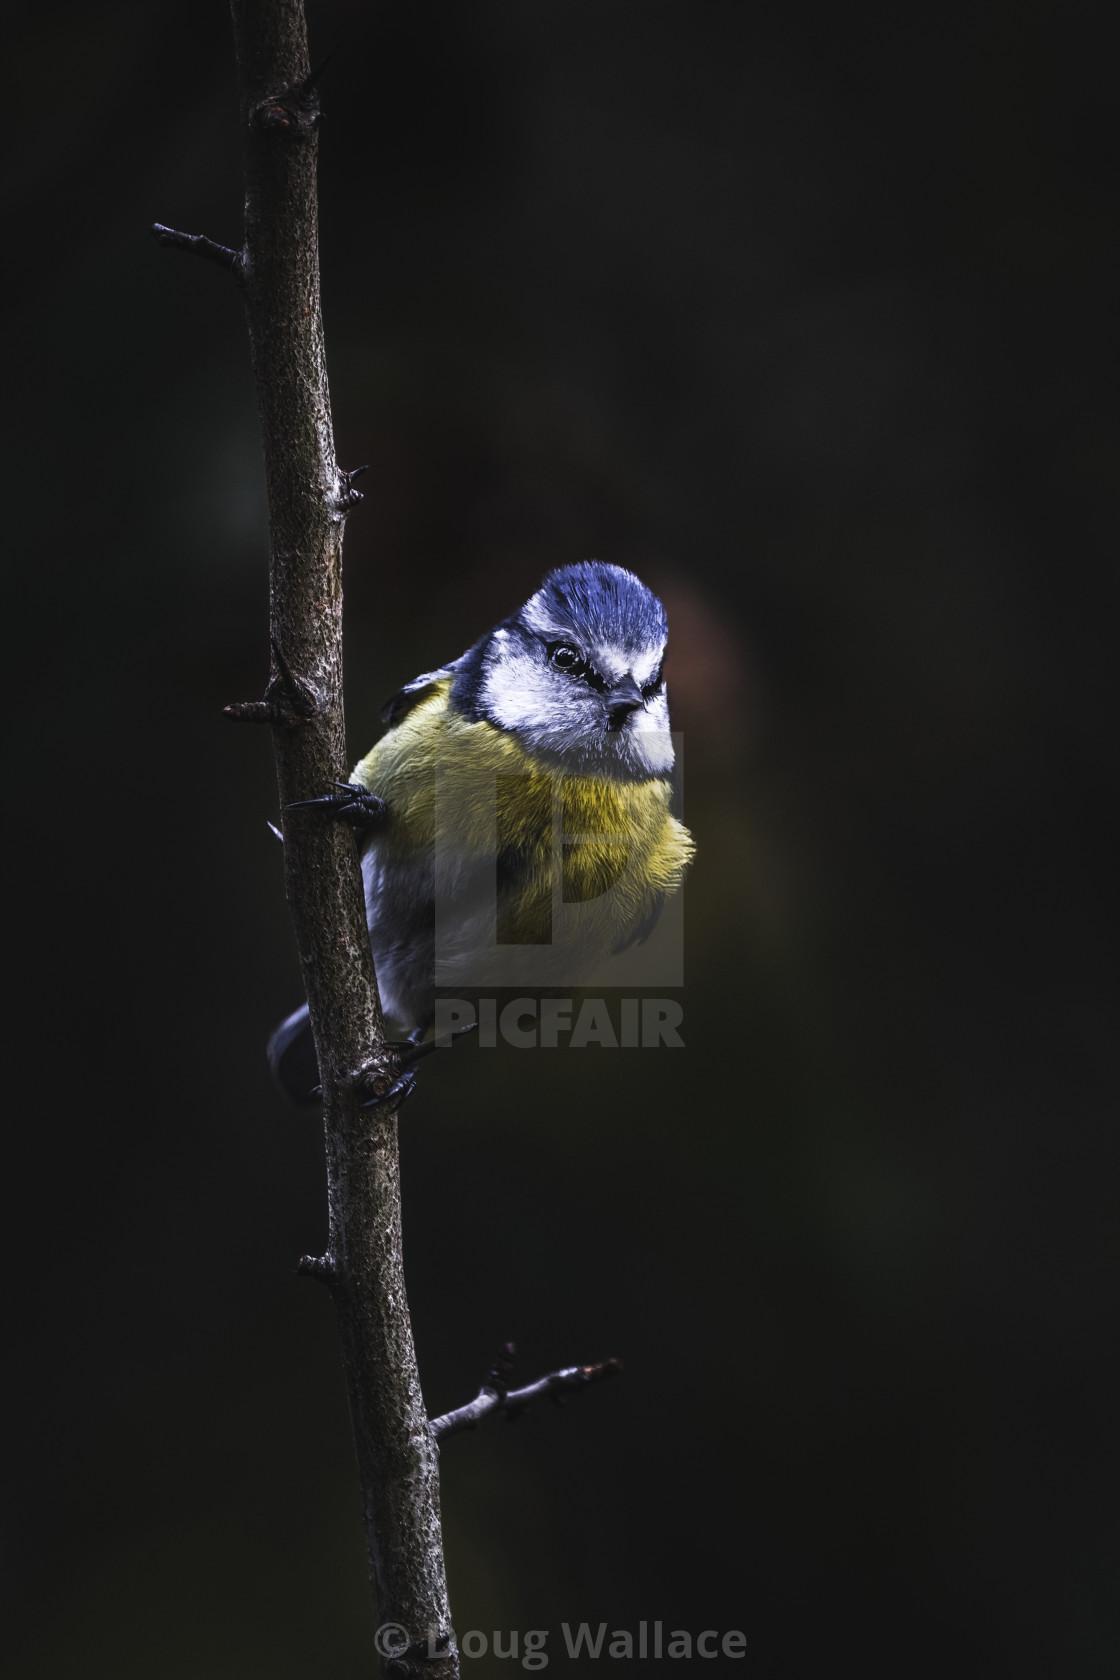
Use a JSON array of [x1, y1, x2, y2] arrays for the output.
[[359, 1023, 477, 1108], [403, 1021, 479, 1064], [359, 1065, 419, 1110], [286, 781, 386, 829]]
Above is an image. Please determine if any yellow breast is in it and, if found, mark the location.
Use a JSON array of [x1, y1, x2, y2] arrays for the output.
[[353, 683, 693, 951]]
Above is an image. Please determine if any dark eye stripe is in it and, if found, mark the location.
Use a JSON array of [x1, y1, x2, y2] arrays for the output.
[[545, 640, 610, 691]]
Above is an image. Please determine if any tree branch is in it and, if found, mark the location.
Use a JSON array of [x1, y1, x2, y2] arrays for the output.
[[221, 3, 453, 1673], [156, 8, 623, 1674], [150, 223, 244, 276], [432, 1357, 623, 1441]]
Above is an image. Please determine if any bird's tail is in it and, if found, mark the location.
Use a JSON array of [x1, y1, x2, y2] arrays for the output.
[[267, 1003, 322, 1105]]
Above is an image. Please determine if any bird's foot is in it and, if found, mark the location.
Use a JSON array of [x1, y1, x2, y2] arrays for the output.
[[359, 1023, 478, 1109], [286, 781, 386, 829], [359, 1061, 419, 1110]]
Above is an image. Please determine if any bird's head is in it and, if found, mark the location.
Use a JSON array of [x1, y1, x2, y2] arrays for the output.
[[458, 562, 674, 777]]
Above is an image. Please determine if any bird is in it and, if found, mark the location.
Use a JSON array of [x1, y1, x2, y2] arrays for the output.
[[268, 560, 694, 1104]]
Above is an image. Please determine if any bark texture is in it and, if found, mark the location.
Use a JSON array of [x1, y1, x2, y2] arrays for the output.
[[227, 3, 457, 1673]]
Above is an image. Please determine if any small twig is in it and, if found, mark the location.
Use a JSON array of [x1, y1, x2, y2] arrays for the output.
[[151, 223, 243, 277], [431, 1357, 623, 1441], [224, 635, 321, 726], [224, 699, 285, 722]]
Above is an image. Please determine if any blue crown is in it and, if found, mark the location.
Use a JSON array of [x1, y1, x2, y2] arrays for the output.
[[528, 561, 667, 653]]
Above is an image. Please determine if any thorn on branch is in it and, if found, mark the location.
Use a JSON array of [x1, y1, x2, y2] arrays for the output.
[[270, 636, 319, 717], [430, 1353, 622, 1441], [296, 1253, 337, 1284], [151, 223, 243, 278], [489, 1340, 517, 1400], [301, 44, 342, 97], [337, 464, 369, 513]]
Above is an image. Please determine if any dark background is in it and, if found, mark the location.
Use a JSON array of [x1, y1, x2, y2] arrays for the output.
[[6, 1, 1117, 1674]]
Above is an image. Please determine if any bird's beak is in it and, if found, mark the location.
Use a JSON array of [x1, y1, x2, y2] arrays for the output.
[[607, 676, 645, 726]]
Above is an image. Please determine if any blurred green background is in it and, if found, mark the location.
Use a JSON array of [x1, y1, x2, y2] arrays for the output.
[[6, 1, 1118, 1675]]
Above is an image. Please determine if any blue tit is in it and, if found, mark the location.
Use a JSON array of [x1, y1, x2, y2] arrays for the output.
[[269, 561, 694, 1102]]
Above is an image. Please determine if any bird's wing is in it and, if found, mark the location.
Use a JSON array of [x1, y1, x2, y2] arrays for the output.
[[380, 654, 469, 726]]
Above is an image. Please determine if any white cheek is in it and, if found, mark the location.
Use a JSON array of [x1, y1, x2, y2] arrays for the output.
[[480, 647, 542, 728], [481, 646, 675, 776], [482, 648, 588, 735]]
